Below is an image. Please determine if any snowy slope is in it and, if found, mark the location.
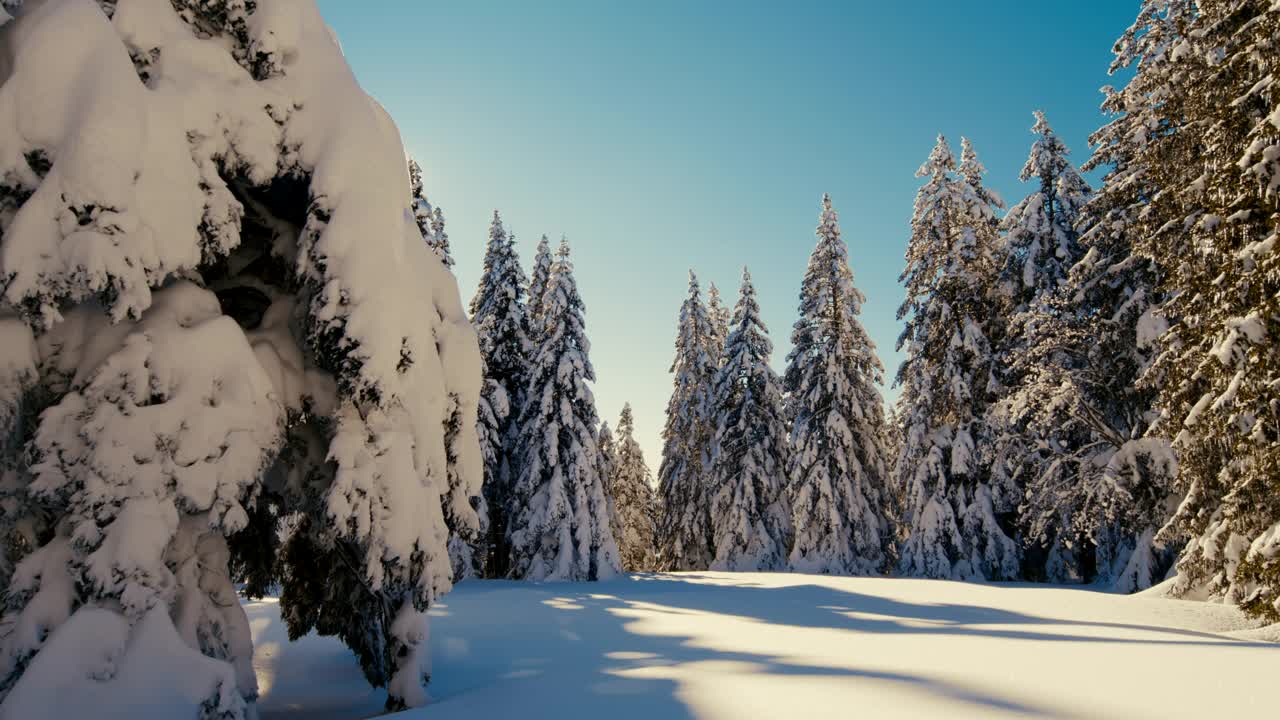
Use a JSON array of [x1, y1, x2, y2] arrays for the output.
[[248, 573, 1276, 720]]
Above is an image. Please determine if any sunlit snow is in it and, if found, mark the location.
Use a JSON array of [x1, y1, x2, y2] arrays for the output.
[[247, 573, 1276, 719]]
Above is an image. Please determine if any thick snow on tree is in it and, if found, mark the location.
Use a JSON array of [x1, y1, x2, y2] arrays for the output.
[[470, 211, 531, 578], [609, 403, 658, 571], [894, 136, 1018, 581], [1088, 1, 1280, 619], [0, 1, 482, 714], [988, 112, 1096, 581], [707, 269, 792, 572], [997, 112, 1090, 310], [525, 233, 554, 344], [409, 158, 453, 267], [655, 273, 718, 571], [507, 239, 620, 581], [785, 195, 894, 575], [999, 205, 1177, 589]]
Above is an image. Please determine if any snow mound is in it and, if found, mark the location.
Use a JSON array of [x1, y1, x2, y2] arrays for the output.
[[1, 606, 244, 720]]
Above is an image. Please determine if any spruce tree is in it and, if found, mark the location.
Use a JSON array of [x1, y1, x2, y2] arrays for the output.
[[526, 234, 554, 343], [988, 112, 1096, 580], [0, 3, 482, 713], [655, 273, 719, 570], [470, 211, 532, 578], [707, 281, 731, 364], [785, 195, 894, 575], [409, 158, 454, 267], [1095, 1, 1280, 617], [895, 136, 1019, 581], [597, 420, 623, 554], [610, 404, 659, 571], [708, 269, 792, 571], [507, 239, 620, 580]]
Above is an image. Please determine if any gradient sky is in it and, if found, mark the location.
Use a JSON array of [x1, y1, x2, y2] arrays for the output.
[[316, 0, 1138, 472]]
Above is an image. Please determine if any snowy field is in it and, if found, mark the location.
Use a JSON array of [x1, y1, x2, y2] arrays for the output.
[[248, 572, 1277, 719]]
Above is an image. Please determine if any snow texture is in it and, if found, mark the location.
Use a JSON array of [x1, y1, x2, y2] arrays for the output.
[[244, 573, 1277, 720], [0, 0, 482, 713]]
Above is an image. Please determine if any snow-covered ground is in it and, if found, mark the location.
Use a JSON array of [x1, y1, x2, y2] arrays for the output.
[[248, 572, 1276, 720]]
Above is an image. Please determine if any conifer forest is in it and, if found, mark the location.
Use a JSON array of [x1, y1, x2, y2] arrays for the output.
[[0, 1, 1274, 718]]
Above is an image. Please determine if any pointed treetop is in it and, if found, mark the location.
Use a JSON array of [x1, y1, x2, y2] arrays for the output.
[[1019, 110, 1079, 186], [917, 134, 956, 178], [1030, 109, 1053, 137], [557, 235, 571, 260], [958, 136, 986, 184], [488, 210, 507, 247], [619, 402, 634, 431], [821, 192, 833, 211], [688, 269, 701, 291]]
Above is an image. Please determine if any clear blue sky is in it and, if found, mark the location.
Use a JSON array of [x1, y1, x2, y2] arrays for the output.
[[316, 0, 1137, 471]]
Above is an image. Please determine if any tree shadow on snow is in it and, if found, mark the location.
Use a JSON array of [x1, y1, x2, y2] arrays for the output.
[[615, 573, 1276, 648], [424, 574, 1278, 719]]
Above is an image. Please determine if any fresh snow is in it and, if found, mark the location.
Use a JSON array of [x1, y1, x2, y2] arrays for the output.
[[246, 573, 1275, 720]]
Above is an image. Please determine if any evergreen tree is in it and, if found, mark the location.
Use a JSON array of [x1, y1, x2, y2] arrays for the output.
[[597, 420, 623, 554], [409, 158, 454, 267], [507, 239, 620, 580], [708, 268, 792, 571], [0, 3, 482, 713], [707, 281, 731, 364], [785, 194, 894, 575], [895, 136, 1019, 581], [526, 234, 554, 343], [610, 404, 659, 571], [988, 112, 1096, 580], [1095, 1, 1280, 618], [997, 112, 1091, 309], [655, 273, 719, 570], [470, 211, 532, 578]]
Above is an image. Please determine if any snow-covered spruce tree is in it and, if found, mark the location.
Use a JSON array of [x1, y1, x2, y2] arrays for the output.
[[987, 111, 1095, 580], [894, 136, 1019, 581], [997, 112, 1091, 310], [470, 211, 531, 578], [0, 2, 481, 715], [785, 194, 894, 575], [1092, 1, 1280, 618], [596, 420, 623, 554], [526, 233, 554, 343], [610, 403, 658, 571], [1004, 200, 1177, 591], [409, 158, 453, 267], [708, 269, 792, 571], [707, 281, 731, 365], [655, 273, 718, 570], [507, 239, 620, 580]]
